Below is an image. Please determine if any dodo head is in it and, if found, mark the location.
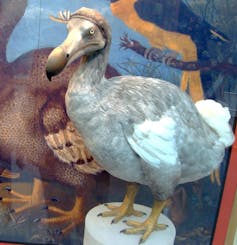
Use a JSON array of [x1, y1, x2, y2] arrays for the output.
[[46, 7, 111, 81]]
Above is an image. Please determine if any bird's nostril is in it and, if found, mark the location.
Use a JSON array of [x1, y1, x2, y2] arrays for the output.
[[66, 54, 70, 58]]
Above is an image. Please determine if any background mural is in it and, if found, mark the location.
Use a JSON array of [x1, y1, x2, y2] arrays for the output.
[[0, 0, 236, 244]]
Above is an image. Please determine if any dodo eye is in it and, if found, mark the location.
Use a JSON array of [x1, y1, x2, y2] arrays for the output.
[[89, 28, 95, 35]]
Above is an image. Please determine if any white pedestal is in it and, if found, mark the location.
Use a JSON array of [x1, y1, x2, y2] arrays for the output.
[[83, 202, 176, 245]]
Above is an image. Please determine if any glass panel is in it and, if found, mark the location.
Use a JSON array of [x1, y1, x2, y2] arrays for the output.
[[0, 0, 236, 244]]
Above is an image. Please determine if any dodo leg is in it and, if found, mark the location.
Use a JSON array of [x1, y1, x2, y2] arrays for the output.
[[98, 182, 145, 223], [122, 199, 168, 244]]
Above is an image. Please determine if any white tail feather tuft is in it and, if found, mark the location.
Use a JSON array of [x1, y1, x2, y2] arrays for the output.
[[195, 100, 235, 147]]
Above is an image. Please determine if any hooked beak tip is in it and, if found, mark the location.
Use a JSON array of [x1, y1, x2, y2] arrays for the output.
[[46, 71, 53, 81]]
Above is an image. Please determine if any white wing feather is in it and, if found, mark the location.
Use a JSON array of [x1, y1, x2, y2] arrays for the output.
[[126, 116, 178, 168]]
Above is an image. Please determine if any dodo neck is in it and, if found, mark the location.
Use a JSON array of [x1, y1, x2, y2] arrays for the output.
[[72, 46, 109, 89], [66, 44, 110, 127]]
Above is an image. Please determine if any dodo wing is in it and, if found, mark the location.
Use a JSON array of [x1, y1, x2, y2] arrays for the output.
[[40, 95, 103, 174], [126, 116, 178, 167]]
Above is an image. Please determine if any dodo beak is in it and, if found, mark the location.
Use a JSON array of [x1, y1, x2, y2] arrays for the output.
[[46, 46, 68, 81], [46, 29, 86, 81]]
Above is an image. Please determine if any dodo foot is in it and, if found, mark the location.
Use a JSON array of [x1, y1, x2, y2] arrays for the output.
[[98, 183, 143, 223], [0, 179, 85, 236], [98, 203, 146, 224], [121, 219, 168, 244], [119, 199, 168, 243], [39, 196, 85, 235]]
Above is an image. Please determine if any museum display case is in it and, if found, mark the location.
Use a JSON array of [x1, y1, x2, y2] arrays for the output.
[[0, 0, 236, 244]]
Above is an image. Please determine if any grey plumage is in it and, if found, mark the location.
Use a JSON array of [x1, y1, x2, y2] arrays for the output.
[[67, 71, 225, 200]]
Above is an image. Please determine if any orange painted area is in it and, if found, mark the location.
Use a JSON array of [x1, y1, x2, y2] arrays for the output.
[[213, 125, 237, 245], [111, 0, 196, 58], [110, 0, 204, 101]]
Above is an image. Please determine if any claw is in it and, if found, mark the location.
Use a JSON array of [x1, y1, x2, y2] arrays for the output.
[[5, 186, 11, 192], [33, 218, 41, 223], [55, 228, 62, 235], [111, 219, 115, 224], [51, 197, 58, 202], [139, 237, 145, 244], [41, 205, 48, 210], [9, 208, 15, 213]]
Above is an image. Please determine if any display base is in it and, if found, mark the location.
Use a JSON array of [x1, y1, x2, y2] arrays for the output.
[[83, 202, 176, 245]]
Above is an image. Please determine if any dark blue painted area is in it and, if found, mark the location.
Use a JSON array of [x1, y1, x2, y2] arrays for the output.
[[134, 0, 229, 60]]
